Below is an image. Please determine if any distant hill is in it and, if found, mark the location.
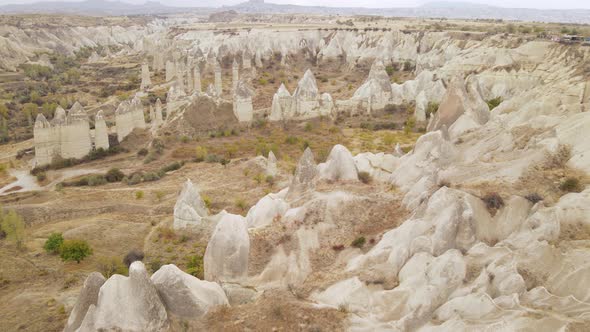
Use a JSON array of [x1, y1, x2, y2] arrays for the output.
[[226, 0, 590, 24], [0, 0, 202, 16], [1, 0, 589, 24]]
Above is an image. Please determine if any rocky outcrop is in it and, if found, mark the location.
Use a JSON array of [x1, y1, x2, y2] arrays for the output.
[[151, 264, 228, 319], [266, 151, 277, 177], [204, 212, 250, 282], [64, 272, 105, 332], [246, 193, 289, 229], [94, 110, 109, 150], [286, 147, 318, 199], [318, 144, 358, 181], [77, 261, 168, 332], [140, 62, 151, 91], [352, 59, 393, 113], [173, 179, 209, 230], [269, 70, 334, 121], [214, 60, 222, 96], [115, 95, 147, 142], [33, 102, 93, 166], [233, 77, 254, 123], [427, 76, 489, 137]]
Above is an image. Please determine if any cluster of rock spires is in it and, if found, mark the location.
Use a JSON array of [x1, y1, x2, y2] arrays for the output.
[[34, 95, 165, 166]]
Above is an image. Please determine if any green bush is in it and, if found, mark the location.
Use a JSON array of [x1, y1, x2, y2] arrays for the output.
[[186, 255, 204, 279], [105, 168, 125, 182], [126, 173, 142, 185], [135, 191, 144, 199], [160, 161, 182, 173], [351, 236, 366, 248], [559, 177, 582, 193], [486, 97, 503, 111], [87, 175, 107, 186], [96, 256, 127, 278], [60, 240, 92, 263], [358, 171, 372, 184], [1, 209, 25, 249], [44, 233, 64, 254]]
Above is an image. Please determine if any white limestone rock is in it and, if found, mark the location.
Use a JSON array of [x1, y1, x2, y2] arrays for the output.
[[204, 212, 250, 282], [140, 62, 152, 91], [173, 179, 209, 230], [78, 261, 168, 332], [94, 110, 109, 150], [64, 272, 106, 332], [151, 264, 228, 319], [246, 193, 289, 229], [233, 78, 254, 123], [266, 151, 277, 177], [318, 144, 358, 181], [287, 147, 318, 199]]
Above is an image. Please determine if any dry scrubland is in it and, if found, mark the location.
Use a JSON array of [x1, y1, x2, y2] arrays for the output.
[[1, 12, 590, 332]]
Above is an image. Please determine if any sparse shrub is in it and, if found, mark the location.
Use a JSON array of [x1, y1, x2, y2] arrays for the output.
[[87, 175, 107, 186], [559, 177, 582, 193], [220, 158, 230, 167], [137, 148, 148, 157], [235, 198, 247, 211], [195, 146, 208, 162], [358, 171, 372, 184], [105, 168, 125, 182], [148, 259, 163, 273], [265, 175, 275, 186], [544, 144, 572, 169], [332, 244, 345, 251], [186, 255, 204, 279], [404, 116, 416, 135], [135, 191, 144, 199], [482, 192, 505, 212], [60, 240, 92, 263], [351, 236, 366, 248], [126, 173, 142, 185], [1, 210, 25, 249], [143, 152, 157, 164], [486, 97, 503, 111], [180, 135, 189, 143], [96, 256, 127, 278], [155, 191, 165, 202], [525, 193, 543, 204], [160, 161, 182, 173], [157, 226, 176, 240], [258, 78, 268, 85], [202, 195, 212, 209], [253, 173, 265, 184], [36, 172, 47, 182], [123, 249, 145, 267], [205, 154, 221, 163], [304, 122, 313, 132], [44, 233, 64, 254], [426, 102, 439, 118], [385, 65, 395, 76], [142, 172, 160, 182]]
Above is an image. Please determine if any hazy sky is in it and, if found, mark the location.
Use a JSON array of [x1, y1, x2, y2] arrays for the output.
[[1, 0, 589, 10]]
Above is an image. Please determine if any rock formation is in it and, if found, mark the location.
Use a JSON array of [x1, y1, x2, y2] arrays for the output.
[[246, 192, 289, 229], [269, 70, 334, 121], [33, 103, 93, 166], [94, 111, 109, 150], [318, 144, 358, 181], [233, 77, 254, 123], [77, 262, 168, 331], [266, 151, 277, 177], [351, 59, 393, 113], [204, 212, 250, 282], [154, 98, 164, 126], [173, 179, 209, 230], [214, 60, 222, 96], [151, 264, 228, 319], [232, 58, 239, 92], [194, 66, 202, 93], [427, 76, 490, 137], [115, 95, 147, 142], [286, 147, 317, 199], [140, 62, 152, 91], [165, 60, 176, 82], [63, 272, 105, 332]]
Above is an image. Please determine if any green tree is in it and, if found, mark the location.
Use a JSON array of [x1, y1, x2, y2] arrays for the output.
[[60, 239, 92, 263], [22, 103, 38, 125], [43, 232, 64, 254], [41, 102, 58, 118], [1, 209, 26, 249], [0, 103, 8, 118]]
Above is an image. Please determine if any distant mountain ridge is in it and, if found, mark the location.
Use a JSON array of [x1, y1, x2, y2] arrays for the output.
[[0, 0, 589, 24], [0, 0, 199, 16]]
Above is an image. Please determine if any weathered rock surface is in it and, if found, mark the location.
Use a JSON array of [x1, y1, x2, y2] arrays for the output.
[[204, 212, 250, 282], [318, 144, 358, 181], [287, 147, 317, 199], [77, 262, 168, 332], [64, 272, 105, 332], [246, 193, 289, 229], [151, 264, 228, 319], [173, 179, 209, 230]]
